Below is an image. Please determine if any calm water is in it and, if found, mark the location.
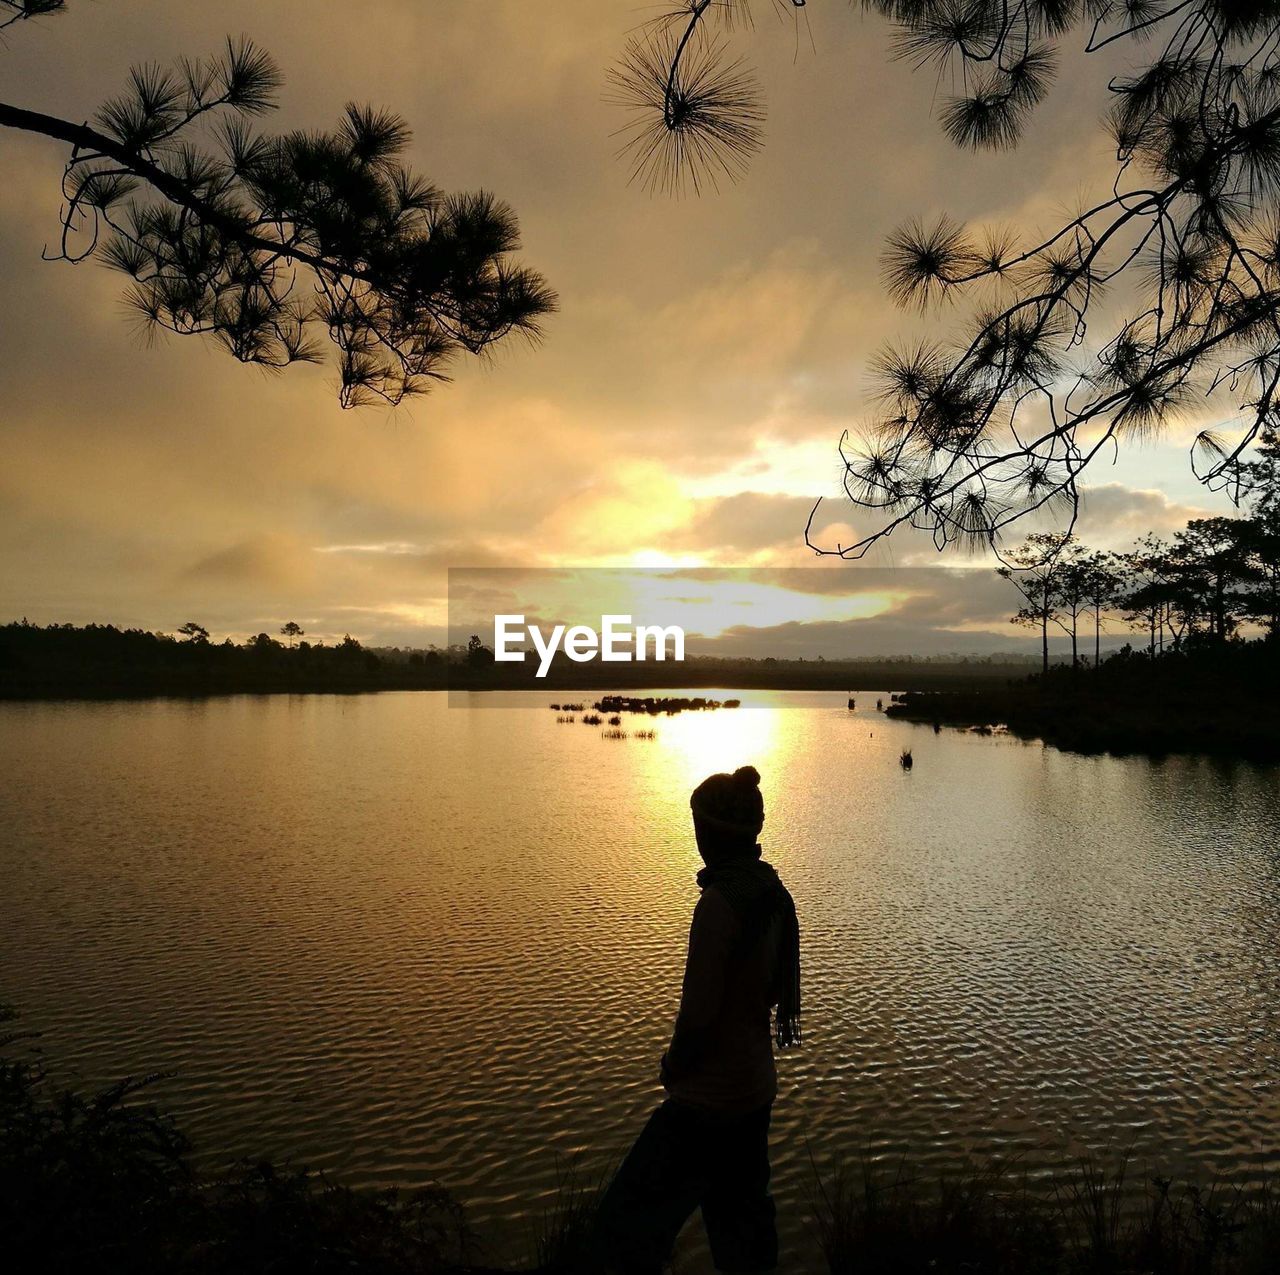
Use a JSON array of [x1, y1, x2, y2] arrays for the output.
[[2, 690, 1279, 1267]]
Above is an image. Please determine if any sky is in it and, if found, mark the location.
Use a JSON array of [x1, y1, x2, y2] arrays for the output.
[[0, 1, 1240, 656]]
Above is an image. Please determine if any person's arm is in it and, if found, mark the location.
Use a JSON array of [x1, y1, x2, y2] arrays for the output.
[[662, 887, 738, 1082]]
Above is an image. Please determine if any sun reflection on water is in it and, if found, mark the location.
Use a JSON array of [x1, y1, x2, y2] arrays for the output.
[[6, 692, 1280, 1269], [646, 696, 782, 792]]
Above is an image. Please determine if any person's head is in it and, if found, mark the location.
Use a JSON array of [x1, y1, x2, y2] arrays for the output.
[[690, 765, 764, 864]]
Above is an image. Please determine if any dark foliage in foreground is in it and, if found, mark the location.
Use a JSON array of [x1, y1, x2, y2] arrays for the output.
[[814, 1154, 1280, 1275], [6, 1002, 1280, 1273], [0, 1007, 476, 1275]]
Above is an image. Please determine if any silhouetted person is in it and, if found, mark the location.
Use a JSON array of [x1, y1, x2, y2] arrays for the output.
[[590, 765, 801, 1273]]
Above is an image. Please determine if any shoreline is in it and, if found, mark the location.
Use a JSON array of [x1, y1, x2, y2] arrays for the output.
[[0, 665, 1033, 702], [8, 673, 1280, 763], [886, 685, 1280, 761]]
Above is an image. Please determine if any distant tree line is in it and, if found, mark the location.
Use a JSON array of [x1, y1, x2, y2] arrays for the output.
[[2, 619, 379, 667], [0, 621, 576, 696], [999, 433, 1280, 673], [0, 620, 1053, 697], [0, 620, 431, 696]]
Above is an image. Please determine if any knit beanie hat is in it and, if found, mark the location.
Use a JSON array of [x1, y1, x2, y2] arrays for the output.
[[690, 765, 764, 843]]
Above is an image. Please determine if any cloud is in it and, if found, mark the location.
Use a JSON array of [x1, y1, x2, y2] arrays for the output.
[[1073, 483, 1219, 545], [0, 1, 1247, 648], [532, 460, 696, 561], [179, 536, 317, 592], [663, 493, 819, 556]]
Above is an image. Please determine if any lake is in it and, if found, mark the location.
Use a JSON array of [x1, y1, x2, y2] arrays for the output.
[[1, 690, 1278, 1268]]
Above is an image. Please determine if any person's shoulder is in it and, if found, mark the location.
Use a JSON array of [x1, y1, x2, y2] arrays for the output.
[[695, 882, 741, 930]]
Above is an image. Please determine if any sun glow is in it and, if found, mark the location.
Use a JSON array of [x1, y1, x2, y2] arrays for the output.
[[650, 697, 782, 793], [449, 567, 908, 647]]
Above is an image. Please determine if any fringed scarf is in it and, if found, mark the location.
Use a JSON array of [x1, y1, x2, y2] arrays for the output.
[[696, 851, 802, 1049]]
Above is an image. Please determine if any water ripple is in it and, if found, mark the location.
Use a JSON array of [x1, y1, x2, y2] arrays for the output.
[[2, 691, 1279, 1268]]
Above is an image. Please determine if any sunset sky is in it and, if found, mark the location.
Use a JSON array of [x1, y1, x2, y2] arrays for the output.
[[0, 1, 1238, 655]]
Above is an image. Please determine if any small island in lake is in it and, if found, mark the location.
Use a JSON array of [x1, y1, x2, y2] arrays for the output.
[[591, 694, 740, 714]]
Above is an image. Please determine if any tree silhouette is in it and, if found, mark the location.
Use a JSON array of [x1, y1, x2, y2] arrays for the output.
[[280, 621, 304, 647], [1121, 535, 1180, 658], [0, 5, 555, 407], [993, 517, 1275, 665], [466, 632, 495, 668], [177, 620, 208, 644], [1171, 517, 1253, 643], [608, 0, 774, 196], [0, 1, 64, 32], [614, 3, 1280, 555], [1238, 428, 1280, 633], [1050, 541, 1094, 669], [996, 532, 1069, 673], [1080, 550, 1124, 670]]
